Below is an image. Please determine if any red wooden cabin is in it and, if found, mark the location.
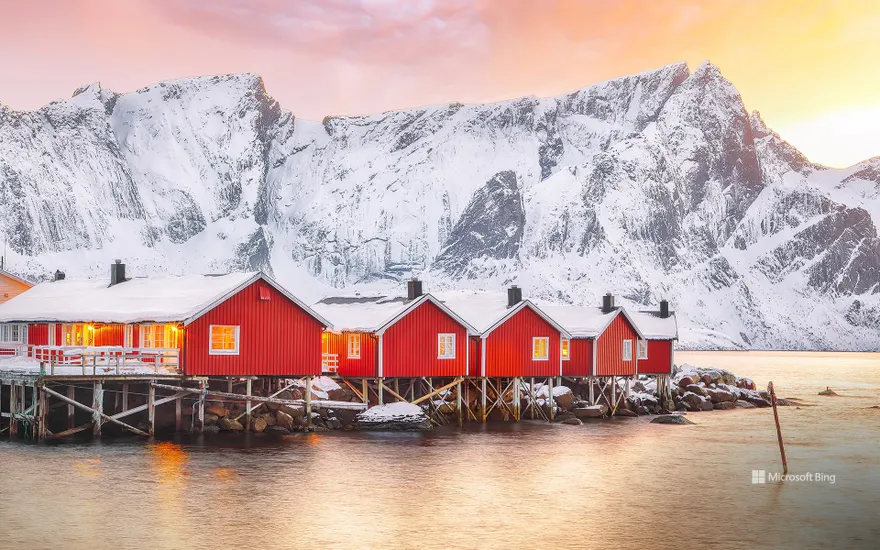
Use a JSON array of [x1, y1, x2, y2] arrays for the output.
[[541, 294, 647, 377], [0, 263, 329, 377], [630, 302, 678, 375], [438, 288, 571, 378], [313, 283, 477, 378]]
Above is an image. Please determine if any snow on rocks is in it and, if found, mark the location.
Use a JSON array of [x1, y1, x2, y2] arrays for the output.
[[355, 402, 432, 431]]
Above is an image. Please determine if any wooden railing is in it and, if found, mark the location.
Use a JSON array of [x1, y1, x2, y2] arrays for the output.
[[0, 343, 28, 357], [28, 345, 180, 375], [322, 353, 339, 373]]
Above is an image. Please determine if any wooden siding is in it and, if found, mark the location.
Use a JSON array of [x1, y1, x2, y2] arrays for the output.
[[637, 339, 674, 374], [94, 324, 125, 347], [381, 300, 468, 378], [28, 324, 48, 346], [562, 337, 593, 376], [484, 306, 561, 378], [184, 281, 324, 376], [596, 313, 638, 376], [469, 337, 481, 377], [325, 331, 378, 378], [0, 273, 31, 305]]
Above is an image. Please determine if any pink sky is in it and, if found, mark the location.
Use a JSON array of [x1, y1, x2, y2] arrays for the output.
[[2, 0, 878, 167]]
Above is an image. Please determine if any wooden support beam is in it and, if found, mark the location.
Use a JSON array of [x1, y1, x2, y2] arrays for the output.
[[361, 378, 369, 405], [148, 383, 155, 436], [456, 380, 463, 427], [48, 422, 93, 440], [233, 380, 300, 422], [513, 377, 521, 422], [548, 377, 555, 422], [481, 378, 487, 423], [9, 382, 18, 436], [411, 378, 464, 406], [149, 383, 366, 410], [377, 378, 384, 406], [342, 379, 364, 403], [93, 382, 104, 438], [379, 383, 409, 404], [41, 386, 149, 437], [38, 386, 48, 440], [305, 376, 312, 429], [245, 377, 253, 431], [122, 383, 129, 413], [198, 381, 206, 433], [175, 390, 182, 432]]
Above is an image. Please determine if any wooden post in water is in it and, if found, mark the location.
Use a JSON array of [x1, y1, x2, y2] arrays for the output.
[[92, 382, 103, 438], [121, 384, 129, 413], [377, 378, 384, 406], [305, 376, 313, 430], [362, 378, 369, 405], [66, 385, 76, 430], [245, 377, 253, 431], [768, 381, 788, 475], [147, 383, 155, 436], [456, 379, 463, 426], [198, 380, 206, 433], [175, 389, 182, 432], [480, 378, 487, 423], [9, 382, 18, 437], [548, 377, 555, 422]]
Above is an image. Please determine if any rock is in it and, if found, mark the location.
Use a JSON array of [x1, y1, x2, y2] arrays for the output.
[[734, 400, 757, 409], [651, 414, 694, 425], [356, 403, 432, 431], [686, 384, 708, 397], [632, 380, 647, 393], [555, 412, 577, 422], [818, 387, 838, 396], [217, 417, 244, 431], [713, 401, 736, 410], [205, 404, 229, 418], [327, 388, 350, 402], [701, 374, 714, 386], [746, 397, 771, 408], [736, 377, 757, 390], [265, 390, 294, 411], [613, 408, 638, 417], [553, 389, 575, 411], [203, 413, 219, 426], [574, 405, 607, 418], [678, 376, 695, 388], [706, 388, 736, 403], [326, 417, 343, 430], [699, 399, 714, 411], [265, 426, 290, 435], [202, 425, 220, 434], [279, 405, 305, 419], [657, 408, 672, 415], [675, 401, 688, 412], [275, 410, 294, 431], [680, 391, 703, 411], [775, 398, 792, 406], [635, 406, 649, 416], [560, 417, 582, 425], [251, 417, 268, 433], [260, 413, 276, 426]]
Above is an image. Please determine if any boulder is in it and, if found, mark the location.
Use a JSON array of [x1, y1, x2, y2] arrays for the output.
[[699, 399, 714, 411], [279, 405, 305, 419], [275, 410, 295, 431], [736, 377, 756, 390], [327, 388, 350, 402], [265, 391, 294, 411], [203, 413, 219, 426], [678, 376, 695, 388], [202, 425, 220, 434], [818, 387, 838, 396], [680, 391, 703, 411], [260, 413, 276, 426], [574, 405, 607, 418], [326, 417, 343, 430], [205, 404, 229, 418], [686, 384, 708, 397], [635, 406, 649, 416], [706, 388, 736, 403], [632, 380, 647, 393], [265, 426, 291, 435], [560, 417, 582, 425], [251, 417, 268, 433], [746, 397, 771, 408], [217, 417, 244, 431], [734, 400, 757, 409], [553, 388, 575, 411], [613, 408, 638, 417], [355, 403, 432, 431], [713, 401, 736, 410], [701, 374, 714, 386], [651, 414, 694, 425]]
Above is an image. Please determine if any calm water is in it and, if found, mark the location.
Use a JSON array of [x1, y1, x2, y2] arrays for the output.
[[1, 351, 878, 549]]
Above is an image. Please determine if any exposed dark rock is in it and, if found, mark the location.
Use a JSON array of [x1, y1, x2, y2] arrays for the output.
[[651, 414, 694, 425]]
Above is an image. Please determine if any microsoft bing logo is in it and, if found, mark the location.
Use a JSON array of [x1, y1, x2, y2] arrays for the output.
[[752, 470, 766, 484]]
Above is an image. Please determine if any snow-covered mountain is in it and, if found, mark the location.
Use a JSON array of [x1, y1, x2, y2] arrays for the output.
[[1, 62, 878, 350]]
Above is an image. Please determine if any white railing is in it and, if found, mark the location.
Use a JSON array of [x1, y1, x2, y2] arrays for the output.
[[322, 353, 339, 373], [0, 342, 28, 357], [29, 345, 180, 375]]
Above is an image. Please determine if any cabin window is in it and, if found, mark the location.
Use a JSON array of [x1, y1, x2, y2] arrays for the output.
[[623, 339, 633, 361], [438, 333, 456, 359], [124, 325, 134, 348], [209, 325, 239, 355], [561, 339, 570, 361], [62, 324, 94, 347], [48, 324, 56, 346], [142, 324, 179, 349], [532, 337, 549, 361], [637, 340, 648, 360], [259, 285, 271, 301], [347, 334, 361, 359], [0, 323, 27, 344]]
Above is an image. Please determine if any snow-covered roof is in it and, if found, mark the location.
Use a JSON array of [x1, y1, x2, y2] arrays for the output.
[[630, 310, 679, 340], [433, 291, 571, 338], [0, 269, 33, 288], [0, 271, 330, 326], [538, 305, 618, 338], [313, 293, 477, 334]]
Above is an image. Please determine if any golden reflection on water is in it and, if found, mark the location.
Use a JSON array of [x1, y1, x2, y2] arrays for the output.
[[0, 352, 878, 549]]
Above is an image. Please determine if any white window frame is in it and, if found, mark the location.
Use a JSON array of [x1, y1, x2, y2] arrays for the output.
[[140, 324, 179, 350], [48, 324, 56, 346], [623, 339, 633, 362], [637, 339, 648, 360], [62, 324, 93, 347], [532, 336, 549, 361], [0, 323, 27, 344], [347, 334, 361, 359], [437, 333, 456, 359], [209, 325, 240, 356], [561, 338, 570, 361]]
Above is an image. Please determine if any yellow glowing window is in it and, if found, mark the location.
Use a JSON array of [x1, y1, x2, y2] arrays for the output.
[[348, 334, 361, 359], [438, 333, 456, 359], [210, 325, 240, 355], [62, 324, 94, 347], [141, 324, 179, 349], [532, 337, 549, 361], [561, 338, 570, 361]]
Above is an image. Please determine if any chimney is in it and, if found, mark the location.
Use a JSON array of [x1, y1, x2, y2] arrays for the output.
[[507, 285, 523, 308], [407, 279, 423, 301], [110, 260, 126, 286], [602, 293, 615, 313], [660, 300, 670, 319], [53, 270, 66, 282]]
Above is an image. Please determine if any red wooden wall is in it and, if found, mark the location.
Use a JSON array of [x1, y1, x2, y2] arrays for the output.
[[637, 339, 674, 374], [28, 324, 48, 346], [596, 314, 638, 376], [469, 337, 481, 377], [484, 306, 560, 378], [94, 324, 125, 347], [326, 331, 377, 377], [184, 281, 324, 376], [382, 300, 468, 377], [562, 338, 593, 376]]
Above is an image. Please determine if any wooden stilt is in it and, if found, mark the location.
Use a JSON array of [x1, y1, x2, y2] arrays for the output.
[[148, 383, 155, 436], [611, 377, 617, 413], [589, 376, 595, 405], [481, 377, 487, 423], [530, 377, 536, 419], [9, 382, 18, 436], [513, 377, 520, 421], [175, 390, 182, 432], [38, 386, 48, 440], [121, 383, 129, 413], [198, 380, 206, 433], [245, 377, 253, 431], [92, 382, 103, 438], [626, 376, 632, 399], [377, 378, 384, 406], [42, 386, 149, 437], [456, 380, 463, 426], [227, 377, 234, 393], [305, 376, 313, 429], [67, 384, 76, 430], [548, 377, 555, 422], [362, 378, 369, 405]]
